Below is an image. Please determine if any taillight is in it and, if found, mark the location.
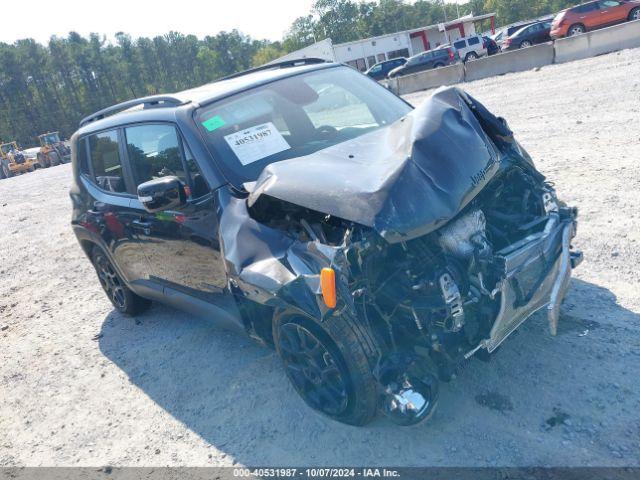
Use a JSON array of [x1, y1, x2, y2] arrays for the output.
[[482, 39, 487, 48], [504, 38, 511, 46], [448, 48, 454, 60]]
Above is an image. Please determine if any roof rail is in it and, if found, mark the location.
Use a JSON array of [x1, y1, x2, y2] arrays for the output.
[[220, 58, 329, 81], [79, 95, 187, 127]]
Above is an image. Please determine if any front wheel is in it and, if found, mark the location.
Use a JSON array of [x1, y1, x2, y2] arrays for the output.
[[273, 310, 379, 426], [568, 24, 585, 36], [629, 7, 640, 21], [520, 40, 532, 48], [91, 247, 151, 315]]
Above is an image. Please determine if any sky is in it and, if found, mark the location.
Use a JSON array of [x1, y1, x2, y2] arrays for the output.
[[1, 0, 316, 45]]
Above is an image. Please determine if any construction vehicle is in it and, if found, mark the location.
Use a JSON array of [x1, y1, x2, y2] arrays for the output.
[[0, 142, 37, 179], [37, 132, 71, 168]]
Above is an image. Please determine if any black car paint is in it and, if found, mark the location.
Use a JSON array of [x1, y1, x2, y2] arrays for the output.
[[365, 58, 407, 81], [502, 21, 552, 50], [70, 62, 581, 425], [72, 64, 543, 328], [483, 36, 500, 56], [71, 69, 474, 323], [387, 49, 457, 78]]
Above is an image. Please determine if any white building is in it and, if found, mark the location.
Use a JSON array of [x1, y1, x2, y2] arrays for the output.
[[270, 13, 496, 71]]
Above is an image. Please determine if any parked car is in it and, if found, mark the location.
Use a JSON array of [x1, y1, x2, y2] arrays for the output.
[[491, 22, 534, 48], [387, 47, 459, 78], [452, 34, 488, 61], [502, 21, 552, 50], [483, 36, 500, 55], [70, 59, 581, 427], [365, 57, 407, 81], [550, 0, 640, 38]]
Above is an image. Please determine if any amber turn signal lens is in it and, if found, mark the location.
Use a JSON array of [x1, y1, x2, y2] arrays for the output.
[[320, 267, 337, 309]]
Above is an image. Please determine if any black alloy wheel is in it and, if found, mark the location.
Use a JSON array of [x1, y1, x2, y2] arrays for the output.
[[94, 251, 127, 310], [277, 321, 350, 417]]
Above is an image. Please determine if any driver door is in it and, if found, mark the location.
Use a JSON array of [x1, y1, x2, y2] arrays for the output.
[[124, 123, 227, 299]]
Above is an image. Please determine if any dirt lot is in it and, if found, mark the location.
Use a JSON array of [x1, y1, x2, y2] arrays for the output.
[[1, 48, 640, 467]]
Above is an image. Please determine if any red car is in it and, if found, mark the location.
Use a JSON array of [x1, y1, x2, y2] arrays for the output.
[[551, 0, 640, 37]]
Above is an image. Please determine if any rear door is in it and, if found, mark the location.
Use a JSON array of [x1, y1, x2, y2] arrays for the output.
[[80, 129, 152, 284], [576, 2, 601, 29], [123, 122, 228, 299]]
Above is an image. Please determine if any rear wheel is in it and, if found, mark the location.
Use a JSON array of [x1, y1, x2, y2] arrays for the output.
[[520, 40, 533, 48], [91, 247, 151, 315], [273, 310, 378, 426], [37, 152, 49, 168], [568, 24, 585, 36], [464, 52, 478, 62], [629, 7, 640, 21], [1, 162, 12, 178], [48, 151, 61, 166]]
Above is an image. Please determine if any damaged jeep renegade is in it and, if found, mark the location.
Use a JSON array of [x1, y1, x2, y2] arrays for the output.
[[70, 59, 582, 426]]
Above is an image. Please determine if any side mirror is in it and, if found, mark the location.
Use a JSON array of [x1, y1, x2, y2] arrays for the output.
[[137, 176, 186, 213]]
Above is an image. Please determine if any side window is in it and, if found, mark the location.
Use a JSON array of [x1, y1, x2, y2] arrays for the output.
[[575, 2, 599, 12], [468, 37, 480, 45], [370, 64, 382, 74], [599, 0, 620, 6], [88, 130, 126, 193], [454, 40, 466, 49], [125, 124, 187, 187], [77, 138, 90, 176]]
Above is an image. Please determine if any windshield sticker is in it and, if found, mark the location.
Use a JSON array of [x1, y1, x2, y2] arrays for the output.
[[224, 122, 290, 165], [201, 115, 227, 132]]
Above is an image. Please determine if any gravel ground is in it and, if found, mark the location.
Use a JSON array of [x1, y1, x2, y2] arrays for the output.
[[1, 48, 639, 467]]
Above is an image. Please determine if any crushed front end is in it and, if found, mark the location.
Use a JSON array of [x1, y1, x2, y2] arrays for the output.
[[221, 86, 581, 425]]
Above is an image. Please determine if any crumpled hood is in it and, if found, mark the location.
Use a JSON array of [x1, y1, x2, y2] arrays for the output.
[[247, 86, 504, 243]]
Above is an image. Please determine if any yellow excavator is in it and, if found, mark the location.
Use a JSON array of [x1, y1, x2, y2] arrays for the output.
[[0, 141, 37, 179], [37, 132, 71, 168]]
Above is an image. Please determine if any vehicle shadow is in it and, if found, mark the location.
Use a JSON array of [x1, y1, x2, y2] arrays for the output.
[[98, 277, 640, 466]]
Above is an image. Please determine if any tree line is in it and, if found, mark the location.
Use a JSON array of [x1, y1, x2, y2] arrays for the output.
[[0, 0, 579, 147]]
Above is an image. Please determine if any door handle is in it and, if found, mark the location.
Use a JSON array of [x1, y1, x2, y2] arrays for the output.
[[132, 219, 152, 235]]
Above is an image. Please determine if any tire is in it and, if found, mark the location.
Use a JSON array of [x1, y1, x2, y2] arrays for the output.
[[433, 62, 445, 69], [2, 162, 12, 178], [37, 152, 49, 168], [520, 40, 532, 48], [629, 7, 640, 21], [48, 151, 61, 166], [273, 309, 379, 426], [568, 24, 585, 36], [91, 247, 151, 316], [464, 52, 478, 62]]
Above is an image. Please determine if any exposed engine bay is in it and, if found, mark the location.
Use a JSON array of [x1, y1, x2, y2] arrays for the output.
[[219, 86, 582, 426]]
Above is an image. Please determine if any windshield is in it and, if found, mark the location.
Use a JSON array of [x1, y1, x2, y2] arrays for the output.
[[41, 133, 60, 145], [195, 66, 412, 185]]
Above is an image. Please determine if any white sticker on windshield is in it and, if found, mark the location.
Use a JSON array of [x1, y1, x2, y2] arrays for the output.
[[224, 122, 290, 165]]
